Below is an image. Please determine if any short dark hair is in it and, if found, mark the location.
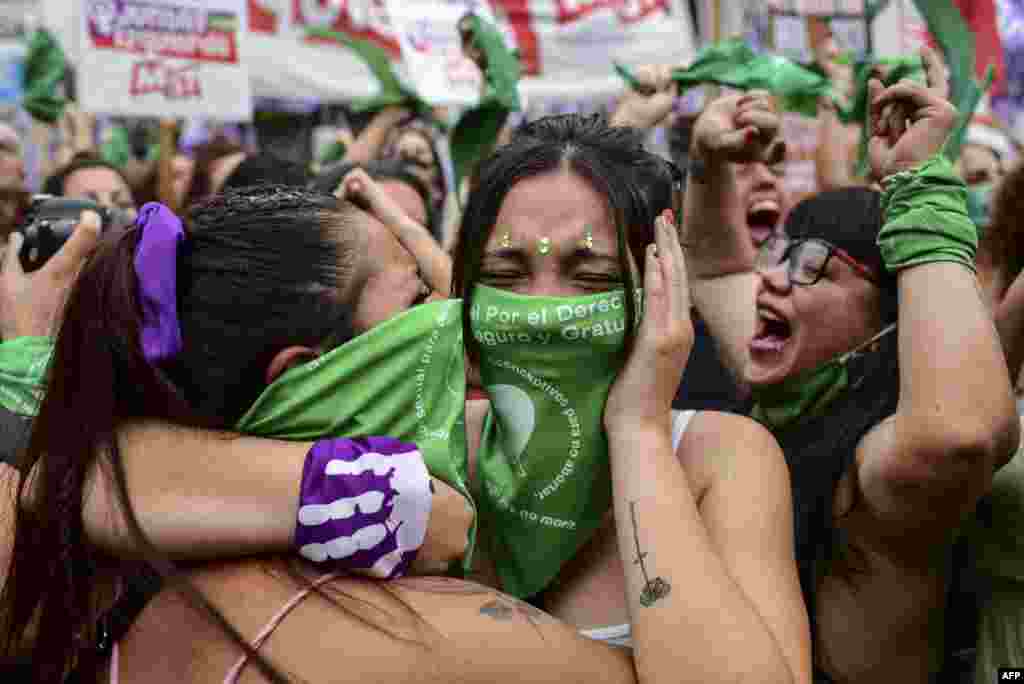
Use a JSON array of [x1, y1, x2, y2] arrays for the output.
[[783, 186, 897, 324], [222, 152, 309, 191], [42, 153, 132, 197], [452, 113, 677, 363]]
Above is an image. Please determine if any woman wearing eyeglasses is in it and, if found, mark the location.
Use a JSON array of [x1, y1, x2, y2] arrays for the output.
[[683, 46, 1020, 684]]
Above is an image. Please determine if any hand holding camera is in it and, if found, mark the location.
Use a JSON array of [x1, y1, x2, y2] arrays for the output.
[[0, 200, 109, 340]]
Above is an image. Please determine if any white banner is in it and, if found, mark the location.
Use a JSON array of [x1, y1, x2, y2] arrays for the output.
[[385, 0, 500, 107], [45, 0, 694, 108], [76, 0, 252, 120]]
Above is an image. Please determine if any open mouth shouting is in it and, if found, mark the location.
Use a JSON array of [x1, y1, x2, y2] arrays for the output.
[[751, 303, 792, 355], [746, 198, 782, 247]]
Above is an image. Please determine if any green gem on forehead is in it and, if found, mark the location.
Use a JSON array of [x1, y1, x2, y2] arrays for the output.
[[538, 237, 552, 255]]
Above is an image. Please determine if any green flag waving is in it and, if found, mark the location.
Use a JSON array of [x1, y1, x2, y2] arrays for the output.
[[306, 27, 435, 123], [22, 28, 67, 124], [618, 39, 835, 119], [449, 13, 522, 194]]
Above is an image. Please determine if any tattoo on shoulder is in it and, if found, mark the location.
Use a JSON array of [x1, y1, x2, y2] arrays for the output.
[[480, 599, 515, 620], [479, 596, 552, 625], [630, 500, 671, 607]]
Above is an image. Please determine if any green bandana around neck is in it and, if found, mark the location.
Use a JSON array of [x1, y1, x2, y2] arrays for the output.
[[236, 299, 475, 570], [469, 284, 640, 598], [751, 323, 896, 432]]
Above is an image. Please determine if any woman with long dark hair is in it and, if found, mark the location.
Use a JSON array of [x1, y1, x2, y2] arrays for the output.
[[1, 115, 809, 683]]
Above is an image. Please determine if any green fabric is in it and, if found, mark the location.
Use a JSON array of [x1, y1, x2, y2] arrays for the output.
[[319, 140, 348, 166], [966, 181, 995, 232], [100, 126, 132, 169], [667, 39, 835, 118], [750, 357, 850, 432], [305, 27, 435, 123], [236, 300, 476, 571], [848, 57, 926, 176], [22, 29, 67, 124], [449, 14, 522, 195], [751, 324, 898, 432], [0, 336, 53, 416], [470, 284, 636, 598], [908, 0, 994, 163], [878, 155, 977, 273], [5, 285, 638, 598]]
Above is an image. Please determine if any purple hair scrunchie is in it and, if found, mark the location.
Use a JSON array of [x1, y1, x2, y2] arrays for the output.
[[133, 202, 184, 365]]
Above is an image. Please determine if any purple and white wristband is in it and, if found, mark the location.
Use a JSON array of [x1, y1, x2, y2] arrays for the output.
[[294, 436, 432, 579]]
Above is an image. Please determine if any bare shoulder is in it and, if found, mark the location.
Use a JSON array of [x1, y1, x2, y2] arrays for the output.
[[677, 410, 789, 499], [117, 560, 636, 684]]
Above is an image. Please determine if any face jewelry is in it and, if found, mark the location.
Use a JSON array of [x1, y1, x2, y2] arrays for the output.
[[499, 232, 513, 249], [578, 226, 594, 251], [537, 237, 552, 255]]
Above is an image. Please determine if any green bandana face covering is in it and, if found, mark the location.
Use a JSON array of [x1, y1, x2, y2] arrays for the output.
[[469, 284, 640, 598], [236, 299, 475, 569], [751, 323, 897, 432]]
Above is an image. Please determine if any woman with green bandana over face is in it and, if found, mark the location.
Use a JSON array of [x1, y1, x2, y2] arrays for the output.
[[683, 45, 1020, 684], [1, 117, 810, 681]]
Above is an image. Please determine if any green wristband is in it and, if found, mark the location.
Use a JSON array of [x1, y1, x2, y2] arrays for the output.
[[0, 336, 53, 417], [878, 155, 978, 274]]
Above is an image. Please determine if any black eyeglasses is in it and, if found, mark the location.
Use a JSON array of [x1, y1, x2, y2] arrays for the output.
[[756, 235, 879, 286]]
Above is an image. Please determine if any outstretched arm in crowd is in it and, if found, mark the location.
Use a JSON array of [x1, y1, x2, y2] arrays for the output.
[[852, 49, 1019, 545], [609, 65, 678, 131], [856, 46, 1024, 544], [342, 106, 409, 165], [336, 167, 452, 295], [681, 91, 779, 381]]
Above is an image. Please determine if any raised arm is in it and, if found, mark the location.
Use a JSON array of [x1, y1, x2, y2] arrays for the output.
[[604, 212, 805, 683], [683, 92, 782, 380], [343, 106, 409, 165], [336, 167, 452, 295], [608, 65, 678, 132], [855, 48, 1020, 543]]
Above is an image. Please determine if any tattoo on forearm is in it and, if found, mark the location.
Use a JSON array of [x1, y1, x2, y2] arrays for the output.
[[630, 501, 671, 607]]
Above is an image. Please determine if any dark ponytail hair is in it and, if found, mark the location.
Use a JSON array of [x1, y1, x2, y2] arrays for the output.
[[453, 113, 676, 364], [0, 185, 361, 683]]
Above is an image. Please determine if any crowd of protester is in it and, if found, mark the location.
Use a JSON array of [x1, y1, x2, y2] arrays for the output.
[[0, 40, 1021, 684]]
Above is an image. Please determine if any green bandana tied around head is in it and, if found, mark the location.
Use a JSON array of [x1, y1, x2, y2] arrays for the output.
[[0, 336, 52, 416], [751, 324, 897, 432], [469, 284, 638, 598], [878, 154, 978, 274], [236, 300, 475, 571]]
